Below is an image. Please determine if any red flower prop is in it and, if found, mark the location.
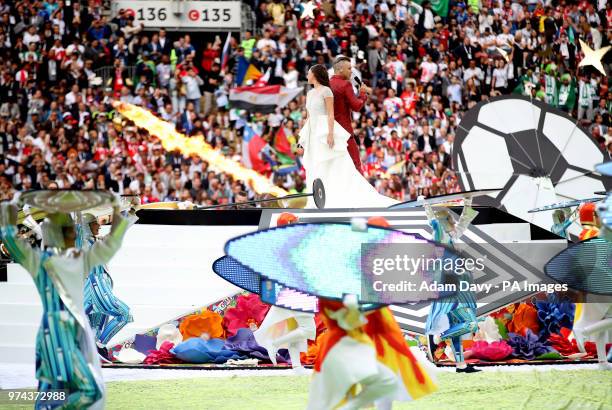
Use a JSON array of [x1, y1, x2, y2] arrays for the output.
[[549, 330, 597, 357], [507, 303, 540, 336], [179, 310, 225, 341], [144, 341, 183, 365], [468, 340, 513, 361], [223, 294, 270, 337]]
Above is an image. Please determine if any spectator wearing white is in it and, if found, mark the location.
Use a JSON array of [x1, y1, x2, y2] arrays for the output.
[[463, 59, 484, 87], [256, 30, 277, 51], [413, 1, 435, 31], [491, 60, 509, 95], [22, 25, 40, 47], [335, 0, 352, 18], [419, 54, 438, 84], [497, 25, 514, 52], [447, 76, 463, 105], [283, 62, 299, 89], [478, 8, 493, 33], [182, 69, 203, 113], [157, 55, 172, 88]]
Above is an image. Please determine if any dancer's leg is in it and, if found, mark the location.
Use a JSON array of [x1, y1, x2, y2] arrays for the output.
[[93, 272, 133, 345], [339, 363, 397, 410], [449, 336, 466, 369]]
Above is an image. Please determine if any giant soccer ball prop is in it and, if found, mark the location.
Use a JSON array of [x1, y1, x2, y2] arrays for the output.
[[452, 96, 612, 239]]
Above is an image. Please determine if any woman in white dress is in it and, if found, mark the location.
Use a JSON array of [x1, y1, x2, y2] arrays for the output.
[[298, 65, 397, 208]]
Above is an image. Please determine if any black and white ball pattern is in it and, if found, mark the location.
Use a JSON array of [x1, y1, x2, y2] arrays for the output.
[[452, 96, 612, 237]]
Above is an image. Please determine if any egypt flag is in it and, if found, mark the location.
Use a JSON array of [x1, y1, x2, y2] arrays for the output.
[[230, 85, 303, 114]]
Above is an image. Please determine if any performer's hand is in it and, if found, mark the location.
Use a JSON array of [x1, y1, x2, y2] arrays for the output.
[[360, 84, 372, 94], [327, 133, 334, 149]]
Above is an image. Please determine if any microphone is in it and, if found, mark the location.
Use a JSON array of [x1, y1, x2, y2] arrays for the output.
[[354, 76, 362, 86]]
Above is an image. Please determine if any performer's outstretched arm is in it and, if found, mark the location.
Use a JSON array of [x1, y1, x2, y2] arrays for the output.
[[84, 205, 130, 273], [0, 203, 40, 276]]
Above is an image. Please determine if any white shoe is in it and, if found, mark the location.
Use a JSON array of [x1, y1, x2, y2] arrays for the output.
[[597, 362, 611, 371]]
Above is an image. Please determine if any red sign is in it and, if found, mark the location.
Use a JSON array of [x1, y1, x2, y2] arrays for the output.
[[188, 9, 200, 21]]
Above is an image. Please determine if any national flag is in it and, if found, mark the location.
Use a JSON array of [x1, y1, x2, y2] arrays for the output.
[[220, 32, 232, 73], [242, 125, 268, 173], [235, 56, 250, 86], [230, 85, 303, 114], [254, 68, 271, 87], [412, 0, 449, 17], [274, 126, 294, 158], [242, 64, 263, 86]]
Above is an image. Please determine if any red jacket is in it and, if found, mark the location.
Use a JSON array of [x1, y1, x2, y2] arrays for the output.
[[330, 75, 366, 137]]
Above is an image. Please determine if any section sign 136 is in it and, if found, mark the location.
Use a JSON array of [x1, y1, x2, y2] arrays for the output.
[[113, 1, 241, 30]]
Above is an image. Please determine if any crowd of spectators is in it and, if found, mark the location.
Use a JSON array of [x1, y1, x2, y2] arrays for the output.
[[0, 0, 610, 206]]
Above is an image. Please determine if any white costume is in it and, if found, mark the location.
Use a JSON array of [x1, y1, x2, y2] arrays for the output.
[[298, 85, 397, 208], [254, 306, 316, 371]]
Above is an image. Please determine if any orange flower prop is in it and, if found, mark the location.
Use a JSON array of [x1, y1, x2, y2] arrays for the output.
[[301, 331, 326, 365], [506, 303, 540, 336], [179, 310, 225, 341]]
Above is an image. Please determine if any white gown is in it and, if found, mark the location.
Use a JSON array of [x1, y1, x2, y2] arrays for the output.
[[298, 86, 398, 209]]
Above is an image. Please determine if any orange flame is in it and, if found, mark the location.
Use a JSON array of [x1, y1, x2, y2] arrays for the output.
[[113, 102, 287, 196]]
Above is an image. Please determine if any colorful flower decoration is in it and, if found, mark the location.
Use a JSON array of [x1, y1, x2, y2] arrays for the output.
[[507, 329, 553, 360], [548, 328, 597, 357], [473, 316, 502, 343], [222, 293, 270, 337], [179, 310, 225, 341], [535, 296, 575, 337], [490, 304, 516, 326], [506, 303, 540, 337], [144, 341, 183, 365], [468, 340, 513, 361], [171, 338, 245, 364], [224, 328, 290, 363]]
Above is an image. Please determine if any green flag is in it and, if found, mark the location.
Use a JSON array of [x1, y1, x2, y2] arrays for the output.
[[412, 0, 450, 17]]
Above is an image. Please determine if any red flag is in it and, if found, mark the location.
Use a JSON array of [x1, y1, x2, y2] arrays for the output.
[[274, 127, 294, 158], [248, 134, 269, 173]]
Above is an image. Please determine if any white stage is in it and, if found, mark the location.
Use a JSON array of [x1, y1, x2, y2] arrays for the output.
[[0, 224, 251, 364]]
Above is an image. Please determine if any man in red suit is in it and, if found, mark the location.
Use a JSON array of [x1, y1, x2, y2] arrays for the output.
[[329, 56, 371, 171]]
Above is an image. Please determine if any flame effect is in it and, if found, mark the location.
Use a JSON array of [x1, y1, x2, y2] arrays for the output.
[[113, 102, 287, 197]]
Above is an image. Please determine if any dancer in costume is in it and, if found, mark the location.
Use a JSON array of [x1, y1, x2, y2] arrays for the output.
[[308, 295, 398, 410], [424, 198, 481, 372], [363, 216, 438, 409], [79, 213, 133, 358], [308, 217, 437, 409], [0, 198, 129, 409], [572, 203, 611, 369], [551, 207, 574, 239], [254, 212, 317, 374]]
